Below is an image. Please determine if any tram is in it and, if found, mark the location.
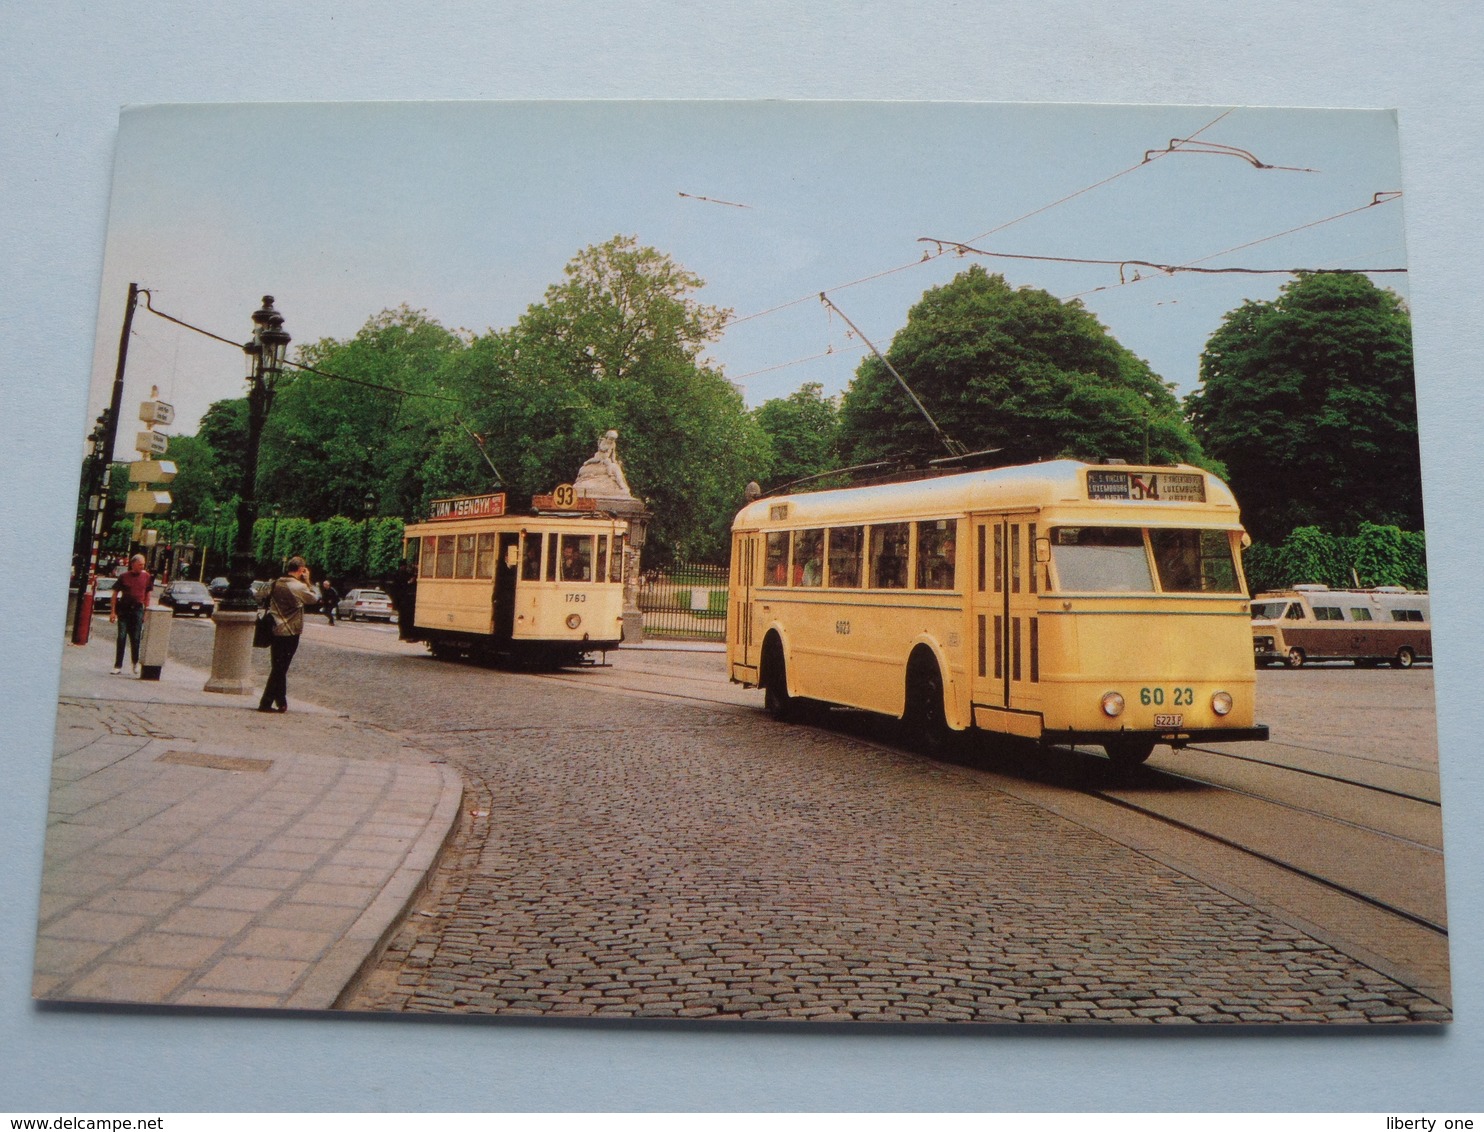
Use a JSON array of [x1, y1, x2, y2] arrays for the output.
[[1251, 584, 1431, 668], [726, 459, 1269, 765], [401, 491, 629, 666]]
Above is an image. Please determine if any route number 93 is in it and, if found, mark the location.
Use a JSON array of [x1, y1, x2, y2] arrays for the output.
[[1140, 686, 1193, 706]]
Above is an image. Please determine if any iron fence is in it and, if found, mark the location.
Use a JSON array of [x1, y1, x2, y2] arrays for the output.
[[638, 560, 730, 641]]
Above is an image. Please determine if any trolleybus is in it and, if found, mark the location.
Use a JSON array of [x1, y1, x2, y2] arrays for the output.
[[727, 459, 1269, 766], [402, 491, 629, 666], [1251, 584, 1430, 668]]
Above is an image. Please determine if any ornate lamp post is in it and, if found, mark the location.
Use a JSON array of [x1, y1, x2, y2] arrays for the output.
[[205, 296, 290, 694], [362, 489, 377, 581], [270, 503, 283, 575]]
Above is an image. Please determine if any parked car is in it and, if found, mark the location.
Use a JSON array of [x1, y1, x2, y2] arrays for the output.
[[90, 576, 118, 614], [208, 576, 231, 598], [337, 587, 396, 622], [159, 579, 216, 617]]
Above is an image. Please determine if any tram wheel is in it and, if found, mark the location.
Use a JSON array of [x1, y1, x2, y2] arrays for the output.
[[1105, 738, 1155, 768], [1285, 647, 1306, 668], [1393, 647, 1416, 669], [906, 654, 953, 758]]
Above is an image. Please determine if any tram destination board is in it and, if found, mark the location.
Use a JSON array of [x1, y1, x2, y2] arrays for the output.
[[1087, 470, 1206, 503], [427, 493, 507, 521]]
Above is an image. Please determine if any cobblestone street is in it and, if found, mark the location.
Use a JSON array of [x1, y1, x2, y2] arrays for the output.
[[342, 673, 1443, 1023]]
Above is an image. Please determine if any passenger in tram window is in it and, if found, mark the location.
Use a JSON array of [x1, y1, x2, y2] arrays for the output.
[[561, 539, 590, 581]]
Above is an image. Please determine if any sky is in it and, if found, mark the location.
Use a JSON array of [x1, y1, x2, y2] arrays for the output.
[[88, 100, 1410, 458]]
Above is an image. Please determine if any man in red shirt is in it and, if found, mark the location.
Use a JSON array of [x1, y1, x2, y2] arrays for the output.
[[109, 553, 153, 675]]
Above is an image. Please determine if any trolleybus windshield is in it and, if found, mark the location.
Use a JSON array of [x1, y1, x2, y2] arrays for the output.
[[1050, 526, 1240, 593]]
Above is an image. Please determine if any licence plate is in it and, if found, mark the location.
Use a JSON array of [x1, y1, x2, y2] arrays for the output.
[[1153, 714, 1184, 729]]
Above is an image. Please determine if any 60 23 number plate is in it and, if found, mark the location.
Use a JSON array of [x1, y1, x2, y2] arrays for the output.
[[1153, 714, 1184, 729]]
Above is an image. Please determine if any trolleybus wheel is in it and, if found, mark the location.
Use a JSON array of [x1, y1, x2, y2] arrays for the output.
[[1393, 647, 1416, 669], [1105, 738, 1155, 768], [762, 640, 795, 722], [906, 653, 952, 757], [1285, 647, 1306, 668]]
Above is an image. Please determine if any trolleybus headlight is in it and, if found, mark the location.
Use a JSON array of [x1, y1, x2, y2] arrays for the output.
[[1101, 692, 1125, 718], [565, 613, 582, 630], [1211, 691, 1233, 716]]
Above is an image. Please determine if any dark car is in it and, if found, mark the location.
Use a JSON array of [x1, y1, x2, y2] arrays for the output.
[[90, 576, 118, 614], [208, 576, 231, 598], [160, 580, 215, 617], [337, 588, 396, 622]]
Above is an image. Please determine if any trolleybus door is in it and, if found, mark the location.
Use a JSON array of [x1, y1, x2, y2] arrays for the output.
[[972, 514, 1042, 732], [734, 532, 760, 668]]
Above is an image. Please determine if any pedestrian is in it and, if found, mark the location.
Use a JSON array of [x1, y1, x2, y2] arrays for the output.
[[109, 553, 153, 674], [319, 576, 340, 626], [257, 556, 318, 713]]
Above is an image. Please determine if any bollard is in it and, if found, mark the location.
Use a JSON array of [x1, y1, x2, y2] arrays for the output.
[[138, 604, 173, 680]]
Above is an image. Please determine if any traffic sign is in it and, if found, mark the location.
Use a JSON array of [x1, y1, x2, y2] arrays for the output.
[[138, 399, 175, 426], [128, 459, 178, 484], [134, 430, 169, 456], [125, 489, 173, 515]]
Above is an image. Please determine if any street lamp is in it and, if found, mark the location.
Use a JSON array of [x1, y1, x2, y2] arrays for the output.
[[362, 489, 377, 581], [270, 503, 283, 575], [206, 503, 219, 579], [205, 296, 290, 694]]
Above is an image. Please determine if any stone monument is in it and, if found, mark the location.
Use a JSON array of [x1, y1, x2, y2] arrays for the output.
[[572, 430, 650, 643]]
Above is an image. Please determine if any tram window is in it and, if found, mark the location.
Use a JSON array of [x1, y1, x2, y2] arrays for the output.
[[419, 537, 436, 579], [827, 526, 863, 588], [560, 534, 594, 581], [1149, 529, 1240, 593], [435, 535, 456, 579], [456, 534, 477, 579], [1313, 606, 1343, 621], [869, 523, 909, 589], [521, 533, 544, 581], [916, 520, 956, 590], [546, 535, 559, 581], [610, 534, 626, 582], [1050, 527, 1152, 592], [1350, 607, 1373, 621], [474, 533, 496, 579], [597, 535, 609, 583], [794, 528, 824, 587], [765, 531, 793, 585]]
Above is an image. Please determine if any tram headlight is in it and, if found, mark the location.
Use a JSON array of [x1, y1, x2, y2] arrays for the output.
[[1211, 691, 1233, 716], [565, 613, 582, 630], [1100, 692, 1125, 718]]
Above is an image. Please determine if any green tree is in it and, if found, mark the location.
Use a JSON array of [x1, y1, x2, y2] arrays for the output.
[[753, 382, 841, 490], [837, 266, 1210, 470], [1185, 272, 1420, 543], [450, 236, 769, 561]]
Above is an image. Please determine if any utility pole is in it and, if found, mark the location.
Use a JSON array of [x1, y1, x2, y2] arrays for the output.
[[71, 282, 139, 644]]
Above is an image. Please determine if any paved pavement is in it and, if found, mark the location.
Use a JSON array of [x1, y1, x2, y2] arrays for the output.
[[32, 620, 463, 1009]]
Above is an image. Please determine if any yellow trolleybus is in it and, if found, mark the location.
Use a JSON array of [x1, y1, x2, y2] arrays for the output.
[[402, 491, 629, 667], [727, 460, 1269, 766]]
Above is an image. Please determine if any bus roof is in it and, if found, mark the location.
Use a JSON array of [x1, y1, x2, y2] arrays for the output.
[[732, 459, 1241, 529]]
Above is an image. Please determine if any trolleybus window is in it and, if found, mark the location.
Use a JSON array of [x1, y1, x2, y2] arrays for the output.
[[475, 533, 496, 579], [1148, 528, 1240, 593], [794, 528, 824, 587], [1050, 527, 1152, 592], [765, 531, 793, 585], [869, 523, 909, 589], [560, 534, 593, 581], [827, 526, 863, 588], [916, 520, 956, 590], [435, 534, 456, 579], [521, 533, 544, 581]]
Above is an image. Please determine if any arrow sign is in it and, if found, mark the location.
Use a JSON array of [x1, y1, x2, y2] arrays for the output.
[[125, 489, 173, 515], [135, 430, 169, 456], [128, 460, 178, 484]]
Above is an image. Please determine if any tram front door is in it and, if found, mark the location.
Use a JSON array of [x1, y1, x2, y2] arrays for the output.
[[493, 532, 519, 641]]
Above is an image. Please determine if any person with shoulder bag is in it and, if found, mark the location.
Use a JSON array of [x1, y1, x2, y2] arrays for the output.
[[109, 553, 153, 675], [257, 557, 318, 713]]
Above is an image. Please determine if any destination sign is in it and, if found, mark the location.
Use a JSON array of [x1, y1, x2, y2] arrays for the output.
[[427, 493, 507, 521], [1087, 471, 1205, 503]]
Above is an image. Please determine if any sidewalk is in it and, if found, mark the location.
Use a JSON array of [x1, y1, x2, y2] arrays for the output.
[[32, 627, 463, 1010]]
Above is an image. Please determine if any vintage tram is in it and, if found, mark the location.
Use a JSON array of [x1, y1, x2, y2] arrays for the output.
[[727, 459, 1269, 765], [401, 491, 630, 667]]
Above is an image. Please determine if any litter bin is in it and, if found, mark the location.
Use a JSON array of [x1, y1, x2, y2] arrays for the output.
[[138, 604, 173, 681]]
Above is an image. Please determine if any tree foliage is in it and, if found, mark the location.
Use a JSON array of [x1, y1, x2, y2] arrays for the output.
[[753, 382, 841, 490], [837, 266, 1211, 471], [1241, 523, 1427, 595], [1185, 272, 1420, 542]]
